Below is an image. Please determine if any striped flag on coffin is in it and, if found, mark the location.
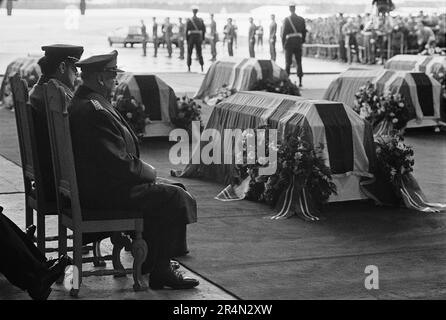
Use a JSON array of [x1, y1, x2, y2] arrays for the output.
[[385, 54, 446, 80], [194, 58, 288, 101], [114, 72, 178, 137], [323, 68, 442, 124], [1, 56, 41, 108], [207, 91, 377, 220]]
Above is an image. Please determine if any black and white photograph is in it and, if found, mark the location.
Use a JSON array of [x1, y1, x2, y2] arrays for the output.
[[0, 0, 445, 305]]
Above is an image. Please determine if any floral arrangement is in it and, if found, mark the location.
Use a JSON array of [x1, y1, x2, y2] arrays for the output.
[[353, 82, 412, 131], [206, 84, 238, 106], [431, 70, 446, 99], [112, 94, 148, 137], [252, 78, 301, 96], [375, 133, 415, 186], [234, 127, 336, 208], [172, 95, 203, 133]]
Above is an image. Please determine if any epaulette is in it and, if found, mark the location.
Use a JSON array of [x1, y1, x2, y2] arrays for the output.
[[90, 99, 105, 111]]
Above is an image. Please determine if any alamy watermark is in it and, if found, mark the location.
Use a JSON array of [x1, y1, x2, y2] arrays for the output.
[[169, 121, 278, 175]]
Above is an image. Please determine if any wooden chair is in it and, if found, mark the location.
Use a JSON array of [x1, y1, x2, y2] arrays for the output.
[[10, 73, 61, 253], [43, 79, 148, 297], [10, 74, 105, 265]]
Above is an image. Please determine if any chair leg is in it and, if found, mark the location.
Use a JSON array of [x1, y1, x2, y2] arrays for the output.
[[132, 231, 148, 292], [70, 232, 82, 298], [92, 241, 106, 267], [25, 203, 33, 229], [36, 212, 45, 253], [111, 233, 126, 277], [56, 221, 68, 284]]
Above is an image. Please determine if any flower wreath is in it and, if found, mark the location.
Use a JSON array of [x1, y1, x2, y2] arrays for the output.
[[112, 94, 148, 137], [353, 82, 412, 131], [233, 127, 337, 208], [172, 95, 203, 134]]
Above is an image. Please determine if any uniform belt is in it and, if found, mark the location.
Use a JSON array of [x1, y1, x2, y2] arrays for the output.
[[286, 32, 302, 39], [188, 30, 202, 35]]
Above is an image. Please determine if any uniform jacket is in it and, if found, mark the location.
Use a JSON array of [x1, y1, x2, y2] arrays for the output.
[[186, 16, 206, 42], [269, 21, 277, 40], [29, 77, 74, 201], [281, 13, 307, 48], [248, 23, 257, 40], [69, 85, 155, 208]]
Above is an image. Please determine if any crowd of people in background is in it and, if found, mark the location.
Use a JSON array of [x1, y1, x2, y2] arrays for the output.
[[137, 9, 445, 71], [305, 11, 446, 64]]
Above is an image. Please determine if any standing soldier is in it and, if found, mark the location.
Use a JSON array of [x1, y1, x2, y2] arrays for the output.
[[282, 2, 306, 87], [186, 5, 206, 72], [80, 0, 86, 15], [248, 17, 256, 58], [269, 14, 277, 61], [178, 18, 186, 60], [224, 18, 236, 56], [233, 20, 238, 49], [163, 17, 173, 58], [141, 20, 148, 57], [6, 0, 13, 16], [257, 20, 264, 49], [152, 17, 159, 57], [210, 13, 218, 61]]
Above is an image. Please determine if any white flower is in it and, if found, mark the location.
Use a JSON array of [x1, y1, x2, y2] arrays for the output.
[[294, 152, 303, 160], [389, 112, 395, 117], [392, 118, 398, 123], [257, 157, 268, 165], [126, 112, 133, 119], [398, 102, 404, 108]]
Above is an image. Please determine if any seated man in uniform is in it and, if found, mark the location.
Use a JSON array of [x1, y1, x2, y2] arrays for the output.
[[68, 50, 199, 290], [29, 45, 110, 246], [29, 44, 84, 203], [0, 206, 69, 300]]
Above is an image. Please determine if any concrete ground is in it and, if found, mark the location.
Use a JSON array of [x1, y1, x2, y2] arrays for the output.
[[0, 154, 236, 300]]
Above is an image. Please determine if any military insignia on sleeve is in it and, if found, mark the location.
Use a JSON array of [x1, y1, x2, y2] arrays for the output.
[[90, 99, 104, 111]]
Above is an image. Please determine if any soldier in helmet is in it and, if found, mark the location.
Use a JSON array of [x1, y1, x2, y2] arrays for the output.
[[186, 5, 206, 72], [281, 2, 306, 86]]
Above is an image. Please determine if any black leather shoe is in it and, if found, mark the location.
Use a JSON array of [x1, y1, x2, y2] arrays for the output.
[[170, 260, 180, 270], [28, 255, 70, 300], [149, 266, 199, 290]]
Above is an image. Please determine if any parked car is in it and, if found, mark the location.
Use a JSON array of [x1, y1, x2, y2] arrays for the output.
[[108, 26, 145, 47]]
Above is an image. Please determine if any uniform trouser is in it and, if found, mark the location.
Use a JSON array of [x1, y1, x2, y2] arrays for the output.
[[211, 37, 217, 60], [120, 182, 197, 274], [142, 40, 147, 56], [166, 37, 172, 57], [269, 37, 276, 61], [227, 39, 234, 56], [153, 37, 158, 57], [285, 45, 303, 78], [339, 38, 347, 62], [0, 210, 47, 291], [187, 38, 204, 67], [249, 38, 255, 58], [257, 35, 263, 47], [179, 39, 184, 58]]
